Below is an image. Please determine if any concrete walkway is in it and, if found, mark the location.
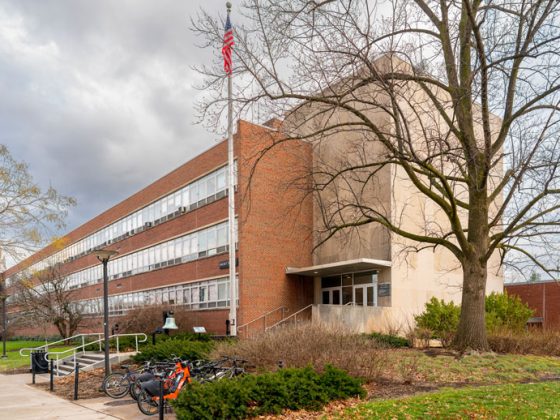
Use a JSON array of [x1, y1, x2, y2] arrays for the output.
[[0, 373, 175, 419]]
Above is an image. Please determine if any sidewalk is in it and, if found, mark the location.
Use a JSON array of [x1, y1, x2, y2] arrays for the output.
[[0, 373, 175, 419]]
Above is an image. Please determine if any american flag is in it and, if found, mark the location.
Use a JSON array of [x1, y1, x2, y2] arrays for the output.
[[222, 14, 234, 75]]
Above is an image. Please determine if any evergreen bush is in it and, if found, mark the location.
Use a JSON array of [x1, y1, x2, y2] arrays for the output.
[[485, 292, 534, 333], [414, 297, 460, 347], [369, 332, 410, 348], [172, 365, 364, 419]]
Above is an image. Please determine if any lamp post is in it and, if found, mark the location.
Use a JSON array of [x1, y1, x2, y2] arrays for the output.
[[93, 249, 119, 376], [0, 278, 7, 359], [1, 295, 6, 359]]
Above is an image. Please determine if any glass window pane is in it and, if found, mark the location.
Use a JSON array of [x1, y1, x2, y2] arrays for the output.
[[354, 272, 374, 285], [321, 276, 341, 288], [367, 286, 374, 306], [332, 290, 341, 305], [355, 287, 364, 306], [342, 287, 353, 304]]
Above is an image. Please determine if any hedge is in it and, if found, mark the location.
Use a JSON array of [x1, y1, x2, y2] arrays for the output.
[[172, 365, 365, 419]]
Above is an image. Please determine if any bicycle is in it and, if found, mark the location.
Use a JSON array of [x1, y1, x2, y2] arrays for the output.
[[102, 360, 173, 399], [191, 355, 247, 383], [136, 358, 192, 416]]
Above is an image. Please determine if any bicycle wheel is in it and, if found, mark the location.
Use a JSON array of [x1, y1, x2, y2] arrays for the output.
[[137, 391, 160, 416], [103, 373, 130, 399], [129, 380, 142, 401]]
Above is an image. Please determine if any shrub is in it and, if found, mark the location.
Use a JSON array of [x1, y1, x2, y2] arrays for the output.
[[369, 332, 409, 348], [414, 297, 460, 347], [488, 329, 560, 356], [132, 339, 213, 362], [172, 365, 365, 419], [485, 292, 534, 333], [210, 323, 386, 382]]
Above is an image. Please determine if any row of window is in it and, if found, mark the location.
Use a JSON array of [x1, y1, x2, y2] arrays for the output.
[[65, 219, 237, 290], [78, 276, 234, 316], [6, 163, 237, 287]]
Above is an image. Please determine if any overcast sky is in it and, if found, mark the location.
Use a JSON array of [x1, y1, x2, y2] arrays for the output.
[[0, 0, 231, 237]]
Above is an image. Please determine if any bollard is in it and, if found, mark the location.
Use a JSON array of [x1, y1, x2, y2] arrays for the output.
[[73, 363, 80, 400], [50, 360, 54, 391], [31, 358, 36, 384], [158, 379, 165, 420]]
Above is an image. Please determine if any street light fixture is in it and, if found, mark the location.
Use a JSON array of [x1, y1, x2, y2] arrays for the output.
[[93, 248, 119, 376]]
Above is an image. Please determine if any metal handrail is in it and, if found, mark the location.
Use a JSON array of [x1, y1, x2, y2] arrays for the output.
[[265, 304, 313, 331], [237, 306, 288, 337], [22, 333, 147, 376], [19, 333, 104, 357]]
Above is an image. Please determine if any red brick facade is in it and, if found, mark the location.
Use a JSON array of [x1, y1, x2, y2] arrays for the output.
[[505, 282, 560, 329], [3, 120, 314, 337]]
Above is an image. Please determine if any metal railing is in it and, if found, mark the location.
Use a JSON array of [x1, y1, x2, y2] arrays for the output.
[[265, 304, 313, 331], [19, 333, 104, 357], [237, 306, 288, 338], [20, 332, 147, 376]]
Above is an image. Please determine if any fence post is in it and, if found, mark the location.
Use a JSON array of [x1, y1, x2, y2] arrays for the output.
[[81, 335, 85, 352], [158, 379, 165, 420], [50, 360, 54, 391], [73, 362, 80, 400], [31, 356, 36, 384], [135, 335, 139, 352], [116, 336, 120, 354]]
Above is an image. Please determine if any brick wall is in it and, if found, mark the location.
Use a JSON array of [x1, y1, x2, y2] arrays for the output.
[[505, 282, 560, 329], [237, 120, 314, 327]]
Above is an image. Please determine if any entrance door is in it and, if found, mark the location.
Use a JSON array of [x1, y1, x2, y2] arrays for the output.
[[353, 285, 377, 306], [321, 288, 341, 305]]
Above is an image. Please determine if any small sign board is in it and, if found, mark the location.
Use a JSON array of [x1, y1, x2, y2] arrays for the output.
[[219, 258, 239, 269], [378, 283, 391, 297], [193, 326, 207, 334]]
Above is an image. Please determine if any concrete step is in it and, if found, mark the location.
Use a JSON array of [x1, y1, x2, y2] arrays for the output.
[[55, 365, 74, 375]]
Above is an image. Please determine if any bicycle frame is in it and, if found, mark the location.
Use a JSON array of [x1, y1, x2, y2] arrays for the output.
[[151, 360, 191, 402]]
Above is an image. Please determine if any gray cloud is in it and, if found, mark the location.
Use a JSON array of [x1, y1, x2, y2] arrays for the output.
[[0, 0, 230, 236]]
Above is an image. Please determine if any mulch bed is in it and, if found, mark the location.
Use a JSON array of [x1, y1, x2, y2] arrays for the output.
[[33, 368, 106, 400]]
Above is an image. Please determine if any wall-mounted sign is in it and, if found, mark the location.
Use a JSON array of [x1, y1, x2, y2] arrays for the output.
[[219, 258, 239, 269], [378, 283, 391, 297]]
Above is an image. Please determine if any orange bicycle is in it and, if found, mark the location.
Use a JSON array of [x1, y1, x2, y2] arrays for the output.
[[136, 357, 191, 416]]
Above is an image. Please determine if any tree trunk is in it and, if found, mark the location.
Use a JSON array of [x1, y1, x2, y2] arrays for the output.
[[454, 182, 490, 351], [454, 255, 489, 351]]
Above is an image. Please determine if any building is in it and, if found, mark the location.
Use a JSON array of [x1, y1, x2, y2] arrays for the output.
[[505, 281, 560, 329], [3, 58, 505, 337], [4, 120, 313, 337]]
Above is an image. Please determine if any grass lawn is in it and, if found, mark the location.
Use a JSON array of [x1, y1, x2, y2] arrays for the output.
[[384, 349, 560, 384], [344, 381, 560, 419], [0, 341, 73, 371]]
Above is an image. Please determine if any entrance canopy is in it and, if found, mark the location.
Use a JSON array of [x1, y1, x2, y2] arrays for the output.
[[286, 258, 391, 277]]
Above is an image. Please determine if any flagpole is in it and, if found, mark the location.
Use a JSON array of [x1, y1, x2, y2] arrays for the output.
[[226, 1, 237, 337]]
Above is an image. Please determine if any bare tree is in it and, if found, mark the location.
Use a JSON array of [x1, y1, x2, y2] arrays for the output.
[[14, 264, 84, 339], [193, 0, 560, 350], [0, 145, 76, 262]]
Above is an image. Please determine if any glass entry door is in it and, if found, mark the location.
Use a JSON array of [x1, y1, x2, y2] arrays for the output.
[[322, 288, 341, 305], [353, 284, 376, 306]]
